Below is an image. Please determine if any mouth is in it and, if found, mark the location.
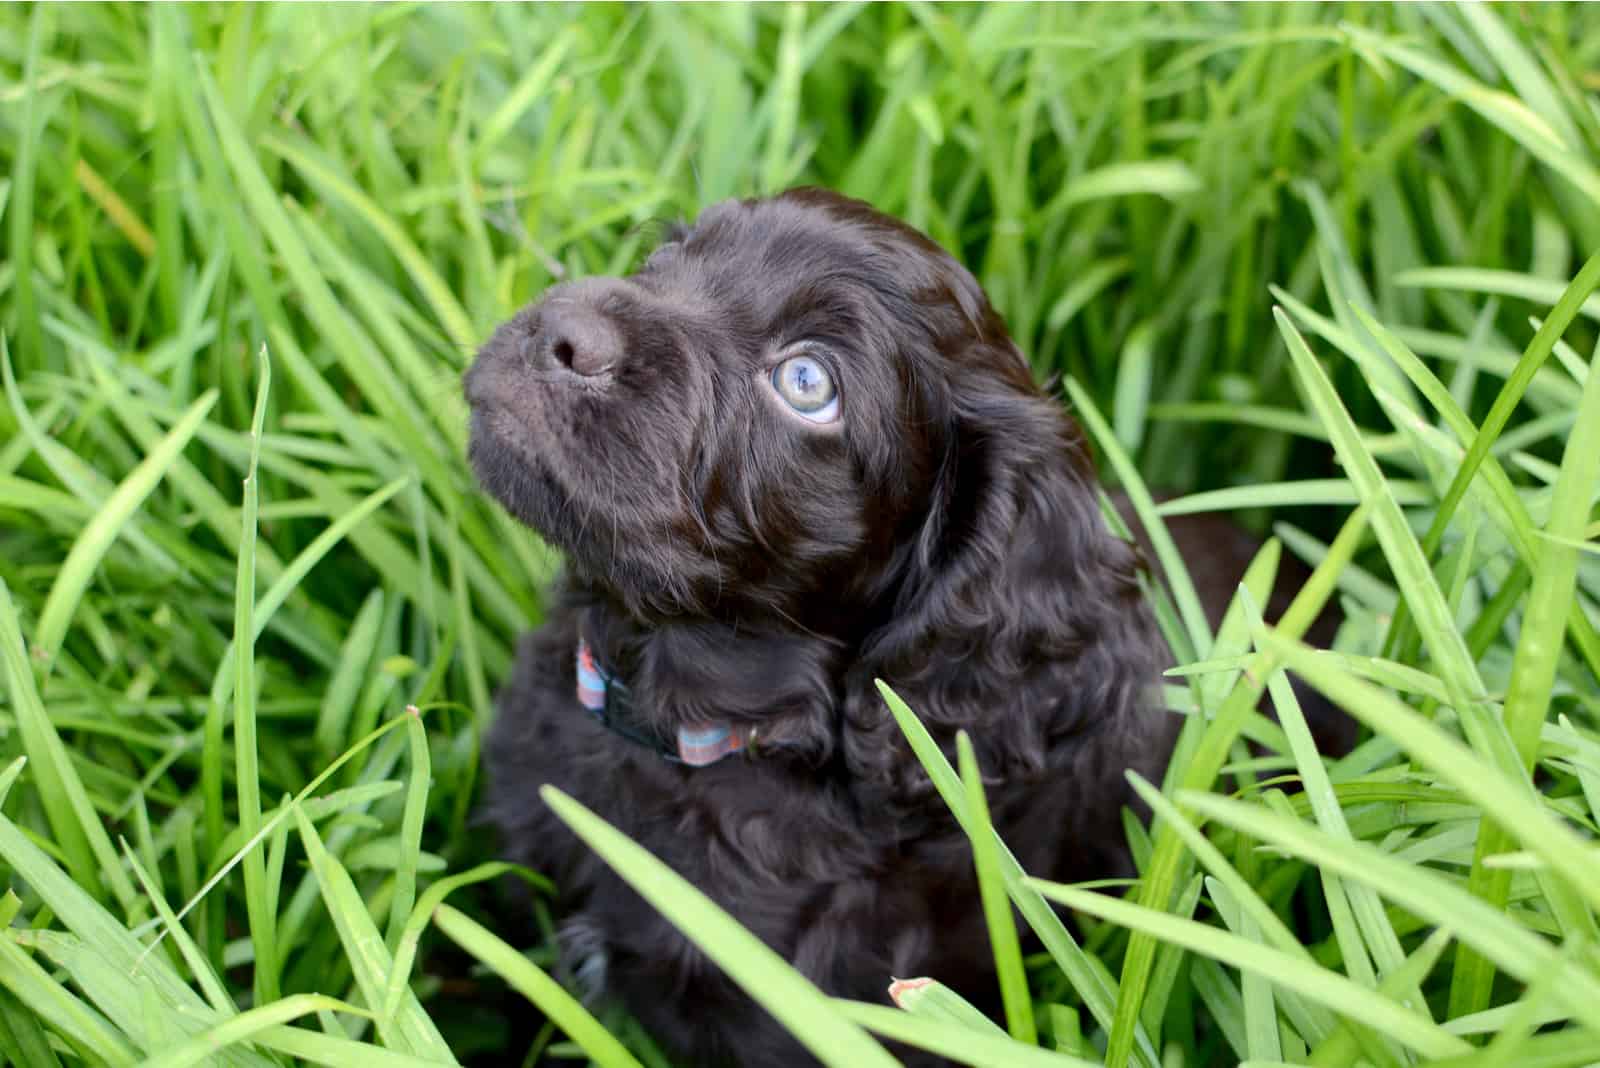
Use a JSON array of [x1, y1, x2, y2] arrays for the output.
[[463, 339, 573, 523], [467, 403, 585, 544]]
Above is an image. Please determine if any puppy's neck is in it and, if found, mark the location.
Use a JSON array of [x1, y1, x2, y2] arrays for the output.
[[578, 591, 848, 765]]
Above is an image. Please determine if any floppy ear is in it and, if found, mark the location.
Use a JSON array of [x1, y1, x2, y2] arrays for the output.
[[842, 344, 1169, 810]]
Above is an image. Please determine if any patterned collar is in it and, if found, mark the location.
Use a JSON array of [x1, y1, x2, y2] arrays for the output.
[[575, 637, 752, 767]]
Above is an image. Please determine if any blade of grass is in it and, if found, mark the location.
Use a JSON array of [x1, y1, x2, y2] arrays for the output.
[[290, 805, 455, 1061], [1274, 309, 1505, 755], [0, 935, 138, 1067], [1027, 879, 1470, 1059], [541, 786, 901, 1068], [431, 904, 642, 1068], [876, 681, 1162, 1068], [8, 4, 48, 369], [31, 388, 217, 670], [1503, 326, 1600, 786], [380, 861, 552, 1027], [1180, 790, 1600, 1033], [233, 347, 276, 1006], [1100, 500, 1368, 1068], [957, 732, 1036, 1045], [0, 580, 137, 912], [385, 707, 430, 952], [133, 995, 370, 1068], [1343, 302, 1600, 683], [1256, 633, 1600, 912], [834, 999, 1097, 1068]]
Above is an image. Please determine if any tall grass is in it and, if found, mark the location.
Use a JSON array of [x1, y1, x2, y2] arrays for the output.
[[1, 3, 1598, 1065]]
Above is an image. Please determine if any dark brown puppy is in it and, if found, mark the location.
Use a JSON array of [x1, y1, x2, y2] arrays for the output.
[[465, 189, 1341, 1066]]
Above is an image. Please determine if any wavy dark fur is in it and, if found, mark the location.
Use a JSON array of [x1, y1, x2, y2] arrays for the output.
[[464, 189, 1347, 1066]]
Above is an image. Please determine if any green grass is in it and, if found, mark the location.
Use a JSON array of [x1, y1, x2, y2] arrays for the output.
[[1, 2, 1599, 1064]]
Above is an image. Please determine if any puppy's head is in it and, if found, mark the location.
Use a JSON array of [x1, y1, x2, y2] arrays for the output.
[[467, 189, 1075, 623]]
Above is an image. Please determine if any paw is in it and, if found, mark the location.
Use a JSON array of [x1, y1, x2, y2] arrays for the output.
[[557, 916, 610, 1005]]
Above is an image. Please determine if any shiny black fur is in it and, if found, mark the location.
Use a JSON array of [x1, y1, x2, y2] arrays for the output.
[[464, 189, 1336, 1066]]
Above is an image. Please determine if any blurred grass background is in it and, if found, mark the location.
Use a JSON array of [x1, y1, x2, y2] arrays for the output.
[[1, 2, 1599, 1065]]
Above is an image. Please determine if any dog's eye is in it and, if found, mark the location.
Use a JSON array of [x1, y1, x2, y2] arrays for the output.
[[771, 355, 839, 423]]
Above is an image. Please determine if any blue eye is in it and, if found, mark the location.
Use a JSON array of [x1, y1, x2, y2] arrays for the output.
[[771, 354, 839, 423]]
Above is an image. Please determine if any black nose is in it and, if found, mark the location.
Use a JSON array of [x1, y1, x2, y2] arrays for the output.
[[532, 298, 622, 377]]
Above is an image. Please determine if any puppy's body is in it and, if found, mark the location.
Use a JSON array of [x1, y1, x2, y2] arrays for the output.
[[466, 189, 1334, 1066], [484, 577, 1164, 1065]]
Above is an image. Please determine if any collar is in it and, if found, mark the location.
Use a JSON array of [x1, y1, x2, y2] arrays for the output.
[[576, 637, 752, 767]]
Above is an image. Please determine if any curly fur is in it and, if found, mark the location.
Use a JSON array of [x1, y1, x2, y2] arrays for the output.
[[463, 188, 1340, 1066]]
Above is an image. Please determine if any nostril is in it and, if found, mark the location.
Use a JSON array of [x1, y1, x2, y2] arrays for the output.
[[528, 296, 623, 377]]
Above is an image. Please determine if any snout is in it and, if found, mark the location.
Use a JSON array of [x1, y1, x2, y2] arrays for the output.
[[462, 270, 707, 606]]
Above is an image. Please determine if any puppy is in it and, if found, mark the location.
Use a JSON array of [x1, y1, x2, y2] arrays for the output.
[[464, 188, 1342, 1065]]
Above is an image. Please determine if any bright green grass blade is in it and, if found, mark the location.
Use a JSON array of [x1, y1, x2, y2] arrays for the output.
[[1503, 327, 1600, 789], [0, 934, 137, 1067], [8, 4, 47, 370], [1337, 260, 1600, 1013], [385, 707, 431, 953], [209, 475, 409, 710], [1180, 790, 1600, 1034], [1145, 402, 1333, 443], [1394, 267, 1600, 323], [1112, 320, 1155, 453], [876, 681, 1162, 1068], [0, 580, 137, 911], [261, 131, 477, 350], [290, 805, 456, 1061], [1471, 936, 1590, 1068], [1242, 590, 1414, 999], [132, 994, 369, 1068], [0, 809, 226, 1028], [1137, 872, 1202, 1048], [1038, 160, 1201, 221], [1212, 883, 1280, 1063], [32, 388, 217, 670], [247, 1023, 461, 1068], [138, 711, 414, 1001], [1064, 375, 1211, 657], [381, 861, 551, 1027], [1255, 633, 1600, 912], [1155, 479, 1430, 515], [233, 347, 276, 1007], [1456, 4, 1582, 151], [1102, 499, 1367, 1068], [956, 733, 1035, 1044], [759, 3, 806, 194], [119, 842, 234, 1018], [835, 999, 1097, 1068], [0, 757, 25, 809], [1125, 776, 1336, 1047], [1125, 777, 1321, 977], [431, 904, 642, 1068], [1343, 23, 1600, 205], [1343, 302, 1600, 682], [1274, 309, 1505, 753], [541, 786, 901, 1068], [317, 589, 387, 762], [1305, 927, 1456, 1067], [1395, 251, 1600, 711], [1028, 878, 1471, 1059], [194, 67, 437, 480], [472, 26, 581, 163], [0, 984, 64, 1068], [888, 976, 1007, 1036]]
